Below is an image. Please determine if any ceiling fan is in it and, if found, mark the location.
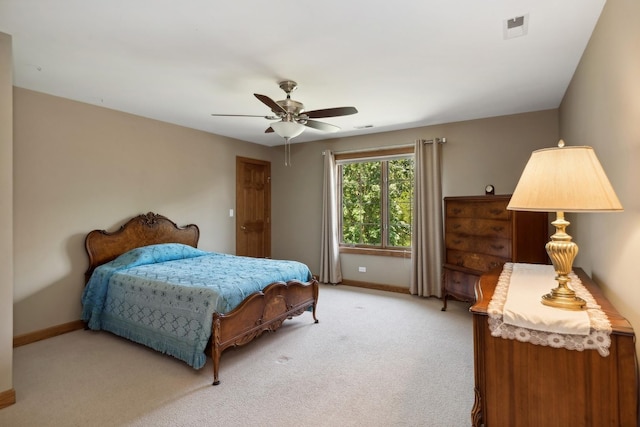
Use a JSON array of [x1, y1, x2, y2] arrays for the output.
[[211, 80, 358, 139]]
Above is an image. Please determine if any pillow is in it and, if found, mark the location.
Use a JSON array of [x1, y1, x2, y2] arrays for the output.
[[110, 243, 208, 269]]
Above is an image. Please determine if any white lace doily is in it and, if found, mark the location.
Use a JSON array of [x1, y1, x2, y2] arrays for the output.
[[487, 263, 612, 357]]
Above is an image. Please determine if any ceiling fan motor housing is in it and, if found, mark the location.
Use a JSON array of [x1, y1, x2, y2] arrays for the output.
[[276, 98, 305, 117]]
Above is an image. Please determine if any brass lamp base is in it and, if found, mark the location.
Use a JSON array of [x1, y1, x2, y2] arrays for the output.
[[543, 211, 586, 311], [541, 289, 586, 310]]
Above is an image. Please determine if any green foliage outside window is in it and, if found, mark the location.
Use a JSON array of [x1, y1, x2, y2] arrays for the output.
[[341, 157, 413, 248], [387, 158, 413, 247], [342, 162, 382, 245]]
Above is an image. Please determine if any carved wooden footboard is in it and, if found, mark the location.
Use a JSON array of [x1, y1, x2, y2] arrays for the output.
[[84, 212, 319, 386], [211, 279, 319, 385]]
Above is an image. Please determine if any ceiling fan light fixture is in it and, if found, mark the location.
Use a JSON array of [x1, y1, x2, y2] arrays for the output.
[[271, 120, 305, 139]]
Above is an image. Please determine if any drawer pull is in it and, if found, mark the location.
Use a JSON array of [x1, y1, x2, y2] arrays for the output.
[[491, 226, 505, 232], [453, 224, 462, 230], [491, 244, 505, 250], [453, 208, 462, 214], [453, 239, 463, 245], [489, 209, 502, 215]]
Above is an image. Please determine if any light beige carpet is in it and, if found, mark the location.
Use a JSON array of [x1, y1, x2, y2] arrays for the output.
[[1, 285, 474, 426]]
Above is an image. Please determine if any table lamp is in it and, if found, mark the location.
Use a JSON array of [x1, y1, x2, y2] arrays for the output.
[[507, 140, 623, 310]]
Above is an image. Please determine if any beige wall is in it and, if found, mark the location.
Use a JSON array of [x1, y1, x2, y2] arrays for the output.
[[0, 33, 14, 397], [560, 0, 640, 354], [270, 109, 559, 287], [12, 88, 273, 336]]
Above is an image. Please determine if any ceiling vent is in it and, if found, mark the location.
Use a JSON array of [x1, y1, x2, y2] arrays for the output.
[[503, 14, 529, 39]]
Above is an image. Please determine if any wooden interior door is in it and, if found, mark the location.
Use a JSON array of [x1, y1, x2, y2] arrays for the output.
[[236, 157, 271, 258]]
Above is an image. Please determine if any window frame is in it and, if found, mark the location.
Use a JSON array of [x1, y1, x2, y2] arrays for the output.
[[336, 146, 414, 258]]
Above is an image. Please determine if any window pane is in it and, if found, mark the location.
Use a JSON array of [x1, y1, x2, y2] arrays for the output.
[[339, 154, 414, 250], [341, 162, 382, 246], [387, 158, 413, 248]]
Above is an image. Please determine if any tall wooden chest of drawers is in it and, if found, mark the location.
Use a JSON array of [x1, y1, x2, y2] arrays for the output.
[[441, 195, 548, 310]]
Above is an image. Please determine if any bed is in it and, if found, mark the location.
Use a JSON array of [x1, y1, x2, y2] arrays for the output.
[[82, 212, 319, 385]]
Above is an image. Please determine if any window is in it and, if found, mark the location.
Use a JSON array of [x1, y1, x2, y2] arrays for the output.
[[337, 147, 414, 256]]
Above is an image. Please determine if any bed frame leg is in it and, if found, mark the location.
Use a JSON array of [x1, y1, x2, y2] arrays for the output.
[[312, 282, 319, 323], [212, 351, 221, 386]]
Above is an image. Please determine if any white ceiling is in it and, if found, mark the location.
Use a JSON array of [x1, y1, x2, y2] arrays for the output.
[[0, 0, 606, 147]]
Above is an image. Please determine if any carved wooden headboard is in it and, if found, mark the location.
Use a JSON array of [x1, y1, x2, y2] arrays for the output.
[[84, 212, 200, 282]]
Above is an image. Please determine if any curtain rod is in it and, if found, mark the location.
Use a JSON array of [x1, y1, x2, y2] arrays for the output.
[[325, 137, 446, 156], [422, 137, 447, 144]]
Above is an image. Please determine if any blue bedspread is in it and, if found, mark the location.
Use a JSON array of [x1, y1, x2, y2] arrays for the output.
[[81, 243, 313, 369]]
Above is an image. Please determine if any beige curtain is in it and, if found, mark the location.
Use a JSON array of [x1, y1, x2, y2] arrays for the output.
[[411, 138, 444, 297], [319, 150, 342, 284]]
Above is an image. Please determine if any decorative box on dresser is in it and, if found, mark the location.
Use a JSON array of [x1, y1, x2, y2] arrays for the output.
[[470, 267, 638, 427], [441, 194, 548, 311]]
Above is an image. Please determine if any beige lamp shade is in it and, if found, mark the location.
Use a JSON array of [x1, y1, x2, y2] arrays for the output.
[[507, 144, 623, 212]]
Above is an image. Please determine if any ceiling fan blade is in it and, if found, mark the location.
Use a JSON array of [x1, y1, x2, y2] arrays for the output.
[[254, 93, 286, 114], [211, 114, 278, 119], [304, 119, 340, 132], [303, 106, 358, 119]]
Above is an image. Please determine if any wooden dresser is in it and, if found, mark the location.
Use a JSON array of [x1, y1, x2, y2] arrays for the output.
[[441, 195, 548, 310], [471, 267, 638, 427]]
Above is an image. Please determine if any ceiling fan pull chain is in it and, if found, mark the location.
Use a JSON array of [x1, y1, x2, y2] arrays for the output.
[[284, 137, 291, 167]]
